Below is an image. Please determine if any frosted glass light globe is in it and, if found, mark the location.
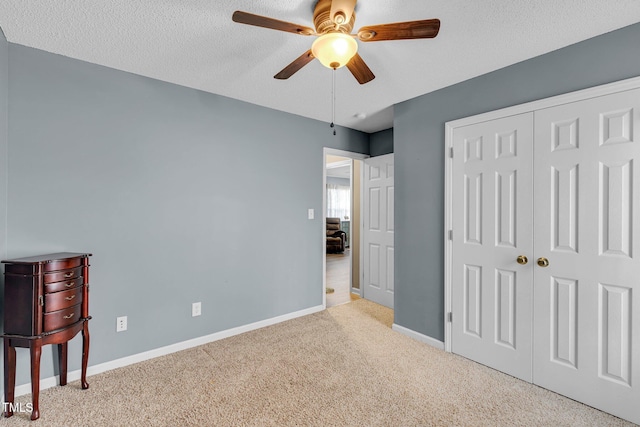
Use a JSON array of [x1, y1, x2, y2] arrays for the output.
[[311, 33, 358, 69]]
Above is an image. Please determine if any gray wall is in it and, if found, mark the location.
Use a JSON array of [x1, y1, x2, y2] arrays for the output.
[[6, 44, 368, 384], [0, 28, 7, 269], [394, 22, 640, 341], [370, 128, 393, 156]]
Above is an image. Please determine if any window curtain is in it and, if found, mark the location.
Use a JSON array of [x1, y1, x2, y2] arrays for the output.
[[327, 184, 351, 220]]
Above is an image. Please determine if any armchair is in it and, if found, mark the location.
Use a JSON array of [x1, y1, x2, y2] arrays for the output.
[[326, 217, 346, 253]]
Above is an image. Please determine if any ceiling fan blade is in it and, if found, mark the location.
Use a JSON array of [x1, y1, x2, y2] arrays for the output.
[[346, 53, 375, 84], [357, 19, 440, 42], [274, 50, 315, 80], [232, 11, 315, 36], [330, 0, 357, 25]]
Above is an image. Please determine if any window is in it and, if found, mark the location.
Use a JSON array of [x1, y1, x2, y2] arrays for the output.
[[326, 184, 350, 220]]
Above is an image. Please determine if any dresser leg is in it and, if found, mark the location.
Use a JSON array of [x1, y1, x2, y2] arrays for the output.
[[58, 342, 68, 386], [29, 342, 42, 421], [3, 339, 16, 418], [81, 321, 90, 389]]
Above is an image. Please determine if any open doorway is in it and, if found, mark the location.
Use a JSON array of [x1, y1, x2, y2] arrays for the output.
[[323, 148, 368, 308]]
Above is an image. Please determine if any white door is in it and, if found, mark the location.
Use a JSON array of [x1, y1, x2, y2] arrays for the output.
[[363, 154, 394, 308], [532, 89, 640, 423], [450, 87, 640, 424], [451, 113, 534, 381]]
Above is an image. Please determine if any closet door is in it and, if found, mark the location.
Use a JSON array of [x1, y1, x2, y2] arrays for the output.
[[533, 88, 640, 424], [451, 113, 534, 382]]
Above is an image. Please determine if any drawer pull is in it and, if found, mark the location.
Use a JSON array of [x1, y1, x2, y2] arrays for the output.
[[64, 272, 74, 278], [65, 295, 76, 301], [65, 282, 75, 288], [63, 314, 74, 319]]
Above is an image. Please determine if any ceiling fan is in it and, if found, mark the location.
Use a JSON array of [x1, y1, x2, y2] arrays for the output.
[[232, 0, 440, 84]]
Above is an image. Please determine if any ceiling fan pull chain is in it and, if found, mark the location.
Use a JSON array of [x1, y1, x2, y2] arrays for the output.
[[331, 69, 336, 136]]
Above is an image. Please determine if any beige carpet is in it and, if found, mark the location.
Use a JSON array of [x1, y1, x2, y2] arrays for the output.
[[0, 299, 634, 426]]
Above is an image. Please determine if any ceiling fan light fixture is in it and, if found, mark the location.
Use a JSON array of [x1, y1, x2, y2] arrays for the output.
[[311, 33, 358, 69]]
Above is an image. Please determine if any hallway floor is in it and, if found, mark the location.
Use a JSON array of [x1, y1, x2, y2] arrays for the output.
[[326, 248, 359, 307]]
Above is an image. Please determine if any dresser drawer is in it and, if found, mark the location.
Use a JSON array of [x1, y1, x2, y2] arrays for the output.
[[44, 266, 83, 284], [43, 257, 83, 272], [44, 286, 83, 313], [44, 276, 84, 293], [43, 304, 81, 332]]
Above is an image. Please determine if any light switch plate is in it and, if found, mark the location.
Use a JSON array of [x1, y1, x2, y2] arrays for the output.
[[308, 209, 314, 219], [116, 316, 127, 332]]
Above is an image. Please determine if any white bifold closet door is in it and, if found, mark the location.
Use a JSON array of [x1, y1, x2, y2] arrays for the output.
[[532, 88, 640, 423], [451, 88, 640, 424], [451, 112, 534, 382]]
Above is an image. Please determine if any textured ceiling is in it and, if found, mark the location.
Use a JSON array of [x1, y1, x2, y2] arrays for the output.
[[1, 1, 640, 133]]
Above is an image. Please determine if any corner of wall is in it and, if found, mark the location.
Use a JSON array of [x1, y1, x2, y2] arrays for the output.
[[369, 128, 394, 157], [0, 25, 8, 263]]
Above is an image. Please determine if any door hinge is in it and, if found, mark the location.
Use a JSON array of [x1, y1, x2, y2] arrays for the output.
[[448, 229, 453, 240], [448, 312, 453, 322], [39, 295, 44, 306], [449, 147, 454, 158]]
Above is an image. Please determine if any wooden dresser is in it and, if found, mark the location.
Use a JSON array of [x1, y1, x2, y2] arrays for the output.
[[2, 252, 92, 421]]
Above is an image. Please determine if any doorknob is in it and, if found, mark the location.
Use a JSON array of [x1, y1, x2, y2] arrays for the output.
[[516, 255, 528, 265], [537, 257, 549, 267]]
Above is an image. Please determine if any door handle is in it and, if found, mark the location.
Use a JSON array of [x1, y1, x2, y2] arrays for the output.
[[537, 257, 549, 267], [516, 255, 528, 265]]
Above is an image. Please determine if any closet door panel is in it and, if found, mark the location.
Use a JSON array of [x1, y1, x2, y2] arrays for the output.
[[451, 112, 534, 382], [533, 88, 640, 424]]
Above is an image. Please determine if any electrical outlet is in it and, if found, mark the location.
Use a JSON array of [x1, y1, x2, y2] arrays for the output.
[[192, 302, 201, 317], [116, 316, 127, 332]]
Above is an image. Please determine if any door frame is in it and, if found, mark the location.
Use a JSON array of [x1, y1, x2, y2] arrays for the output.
[[323, 147, 369, 308], [444, 75, 640, 352]]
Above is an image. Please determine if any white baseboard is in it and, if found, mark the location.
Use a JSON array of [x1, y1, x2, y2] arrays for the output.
[[392, 323, 445, 350], [12, 304, 325, 397]]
